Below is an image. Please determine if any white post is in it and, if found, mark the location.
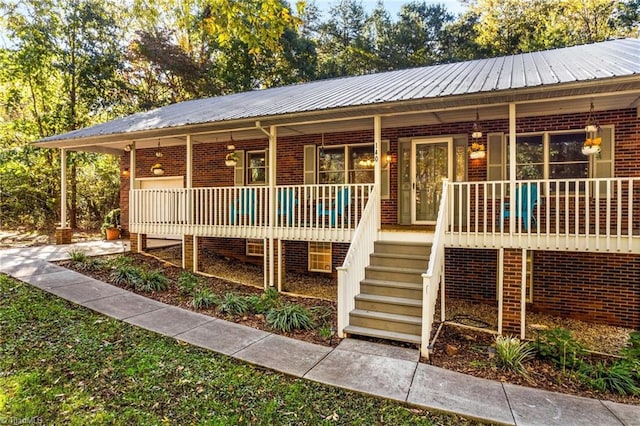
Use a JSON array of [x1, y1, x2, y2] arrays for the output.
[[497, 247, 504, 335], [186, 135, 193, 189], [129, 142, 136, 189], [520, 248, 527, 339], [508, 103, 517, 236], [193, 235, 198, 273], [60, 148, 67, 228], [268, 125, 277, 288], [374, 115, 382, 228]]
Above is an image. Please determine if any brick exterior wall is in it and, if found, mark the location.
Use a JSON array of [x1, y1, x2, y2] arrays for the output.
[[184, 235, 194, 271], [55, 227, 73, 244], [118, 107, 640, 329], [445, 248, 498, 304]]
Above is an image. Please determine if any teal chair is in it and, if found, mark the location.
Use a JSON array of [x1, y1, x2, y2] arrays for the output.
[[230, 189, 255, 225], [277, 188, 298, 226], [318, 187, 351, 226], [500, 183, 539, 231]]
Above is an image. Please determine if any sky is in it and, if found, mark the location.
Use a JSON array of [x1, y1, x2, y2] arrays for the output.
[[313, 0, 468, 17]]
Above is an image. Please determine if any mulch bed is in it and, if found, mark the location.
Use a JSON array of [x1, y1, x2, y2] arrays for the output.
[[57, 253, 340, 348]]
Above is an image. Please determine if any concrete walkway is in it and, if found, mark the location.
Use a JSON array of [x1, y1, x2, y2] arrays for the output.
[[1, 245, 639, 426]]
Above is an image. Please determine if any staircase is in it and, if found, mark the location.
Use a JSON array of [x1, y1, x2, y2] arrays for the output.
[[343, 240, 431, 344]]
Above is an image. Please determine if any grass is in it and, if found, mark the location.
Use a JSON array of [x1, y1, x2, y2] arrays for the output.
[[0, 274, 476, 425]]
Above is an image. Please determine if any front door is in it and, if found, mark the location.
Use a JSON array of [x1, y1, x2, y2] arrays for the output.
[[412, 138, 452, 224]]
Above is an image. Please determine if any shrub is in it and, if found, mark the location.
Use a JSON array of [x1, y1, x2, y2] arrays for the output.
[[136, 269, 170, 292], [217, 292, 250, 316], [246, 288, 280, 314], [620, 331, 640, 360], [191, 289, 219, 309], [110, 265, 142, 288], [533, 328, 586, 372], [495, 335, 534, 378], [579, 361, 640, 396], [109, 255, 133, 268], [318, 324, 334, 340], [68, 249, 88, 263], [177, 272, 202, 296], [266, 304, 315, 332]]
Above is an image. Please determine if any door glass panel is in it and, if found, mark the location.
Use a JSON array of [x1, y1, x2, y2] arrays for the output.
[[415, 142, 448, 222]]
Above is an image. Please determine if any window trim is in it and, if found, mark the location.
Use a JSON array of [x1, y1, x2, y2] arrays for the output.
[[246, 150, 268, 186], [317, 142, 374, 184], [246, 239, 265, 257], [308, 241, 332, 273]]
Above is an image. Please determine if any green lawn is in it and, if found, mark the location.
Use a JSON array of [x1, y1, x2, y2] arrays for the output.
[[0, 275, 480, 425]]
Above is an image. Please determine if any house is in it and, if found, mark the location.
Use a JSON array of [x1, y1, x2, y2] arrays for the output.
[[38, 38, 640, 358]]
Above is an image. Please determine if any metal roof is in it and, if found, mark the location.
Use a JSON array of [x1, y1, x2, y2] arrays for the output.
[[39, 38, 640, 144]]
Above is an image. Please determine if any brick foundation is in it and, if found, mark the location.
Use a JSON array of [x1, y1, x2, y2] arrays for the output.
[[55, 227, 73, 245], [184, 235, 194, 271], [129, 233, 147, 253], [501, 249, 525, 334]]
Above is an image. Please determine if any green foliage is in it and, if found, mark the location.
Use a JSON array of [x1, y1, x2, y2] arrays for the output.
[[68, 249, 89, 263], [310, 305, 333, 324], [110, 265, 142, 288], [135, 269, 169, 292], [217, 292, 250, 316], [495, 335, 534, 378], [100, 208, 121, 237], [246, 287, 281, 314], [108, 254, 133, 268], [620, 331, 640, 360], [266, 303, 315, 332], [534, 328, 586, 371], [177, 272, 202, 296], [318, 324, 334, 340], [579, 361, 640, 396], [190, 289, 219, 310]]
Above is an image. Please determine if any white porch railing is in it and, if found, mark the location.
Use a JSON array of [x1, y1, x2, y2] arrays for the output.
[[447, 178, 640, 253], [129, 184, 373, 242], [336, 188, 379, 338], [420, 179, 449, 359]]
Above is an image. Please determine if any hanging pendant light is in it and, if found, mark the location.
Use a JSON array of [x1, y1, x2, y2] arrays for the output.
[[471, 110, 483, 139], [582, 101, 601, 156]]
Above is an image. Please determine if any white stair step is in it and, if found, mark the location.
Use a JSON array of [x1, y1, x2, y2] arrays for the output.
[[355, 293, 422, 308], [343, 325, 421, 345]]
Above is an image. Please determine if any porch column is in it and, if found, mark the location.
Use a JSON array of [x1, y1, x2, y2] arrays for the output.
[[268, 125, 277, 288], [184, 134, 197, 271], [128, 143, 144, 252], [373, 115, 382, 216], [508, 103, 517, 235], [56, 148, 72, 244], [500, 248, 526, 335]]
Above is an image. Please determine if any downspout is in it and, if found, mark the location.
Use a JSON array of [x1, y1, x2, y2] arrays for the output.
[[256, 121, 276, 289]]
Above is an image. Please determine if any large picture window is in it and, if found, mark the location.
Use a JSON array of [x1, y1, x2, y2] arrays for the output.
[[510, 132, 588, 180], [318, 144, 374, 184]]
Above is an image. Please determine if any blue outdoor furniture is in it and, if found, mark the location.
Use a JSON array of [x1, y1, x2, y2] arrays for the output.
[[277, 188, 298, 226], [230, 188, 255, 225], [317, 187, 351, 226], [500, 183, 539, 231]]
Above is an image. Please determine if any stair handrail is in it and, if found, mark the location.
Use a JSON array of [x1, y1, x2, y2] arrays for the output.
[[336, 185, 379, 337], [420, 178, 449, 359]]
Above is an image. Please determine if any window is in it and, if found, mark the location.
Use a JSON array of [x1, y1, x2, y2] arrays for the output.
[[308, 242, 332, 273], [509, 132, 588, 180], [318, 144, 374, 184], [246, 239, 264, 257], [247, 151, 267, 185]]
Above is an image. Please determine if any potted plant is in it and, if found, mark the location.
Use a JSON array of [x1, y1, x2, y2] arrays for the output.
[[469, 142, 486, 159], [225, 152, 239, 167], [151, 163, 164, 175], [101, 208, 121, 240]]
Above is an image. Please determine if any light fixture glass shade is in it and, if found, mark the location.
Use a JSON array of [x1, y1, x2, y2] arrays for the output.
[[471, 131, 483, 139]]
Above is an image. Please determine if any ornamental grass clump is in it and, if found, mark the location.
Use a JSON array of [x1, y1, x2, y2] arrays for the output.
[[135, 269, 170, 292], [110, 265, 142, 288], [266, 303, 315, 333], [246, 288, 281, 314], [217, 292, 250, 316], [495, 335, 535, 379], [191, 288, 219, 309], [177, 272, 202, 296]]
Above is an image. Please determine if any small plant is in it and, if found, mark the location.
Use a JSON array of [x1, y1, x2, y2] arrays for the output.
[[579, 361, 640, 396], [109, 255, 133, 268], [310, 305, 333, 324], [246, 288, 281, 314], [318, 324, 334, 340], [136, 269, 169, 292], [191, 289, 219, 309], [68, 249, 88, 263], [110, 265, 142, 288], [534, 327, 586, 372], [266, 303, 315, 332], [100, 208, 121, 238], [217, 292, 250, 316], [495, 335, 534, 379], [177, 272, 202, 296]]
